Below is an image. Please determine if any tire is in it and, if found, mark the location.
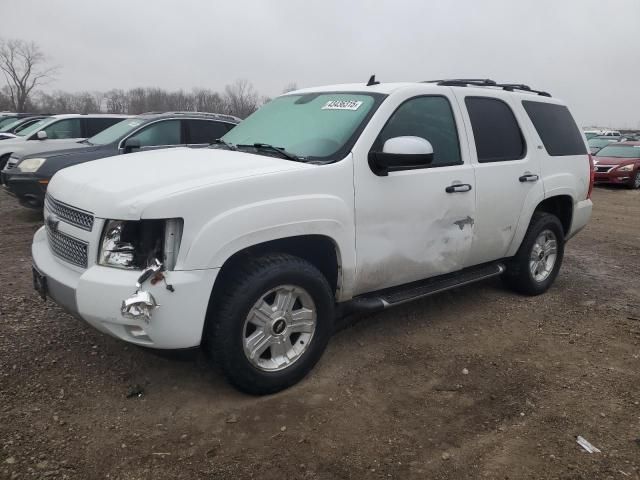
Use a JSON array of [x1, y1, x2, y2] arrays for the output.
[[630, 171, 640, 190], [502, 212, 565, 296], [205, 253, 334, 395]]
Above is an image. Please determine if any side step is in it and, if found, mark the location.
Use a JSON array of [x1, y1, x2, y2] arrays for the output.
[[337, 262, 505, 317]]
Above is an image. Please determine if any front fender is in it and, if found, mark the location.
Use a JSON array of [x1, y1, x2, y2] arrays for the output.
[[182, 194, 356, 298]]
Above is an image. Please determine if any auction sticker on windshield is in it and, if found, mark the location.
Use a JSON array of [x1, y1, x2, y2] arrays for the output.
[[322, 100, 363, 111]]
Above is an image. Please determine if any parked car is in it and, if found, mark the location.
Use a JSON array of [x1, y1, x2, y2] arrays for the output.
[[0, 112, 43, 130], [0, 116, 50, 140], [588, 136, 618, 154], [601, 130, 621, 138], [0, 114, 129, 170], [2, 112, 239, 208], [593, 141, 640, 188], [31, 79, 592, 394]]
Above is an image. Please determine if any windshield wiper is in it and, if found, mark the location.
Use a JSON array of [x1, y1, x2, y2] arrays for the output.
[[237, 143, 302, 162], [212, 138, 237, 150], [80, 139, 93, 145]]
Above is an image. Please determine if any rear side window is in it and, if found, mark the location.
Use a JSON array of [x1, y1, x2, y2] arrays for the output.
[[522, 101, 587, 156], [187, 120, 232, 144], [86, 117, 122, 137], [42, 118, 82, 139], [465, 97, 525, 162]]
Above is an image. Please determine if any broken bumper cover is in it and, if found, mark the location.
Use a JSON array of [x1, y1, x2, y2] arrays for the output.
[[32, 226, 218, 349]]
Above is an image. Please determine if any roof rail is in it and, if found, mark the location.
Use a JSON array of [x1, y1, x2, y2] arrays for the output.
[[423, 78, 551, 97]]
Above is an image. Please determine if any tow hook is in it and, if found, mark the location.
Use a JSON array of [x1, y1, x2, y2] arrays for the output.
[[120, 259, 171, 322]]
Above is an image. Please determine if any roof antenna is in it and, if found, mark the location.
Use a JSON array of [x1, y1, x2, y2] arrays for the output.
[[366, 74, 380, 86]]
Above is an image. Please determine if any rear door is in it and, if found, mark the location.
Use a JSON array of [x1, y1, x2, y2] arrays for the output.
[[455, 93, 544, 266], [185, 120, 233, 147]]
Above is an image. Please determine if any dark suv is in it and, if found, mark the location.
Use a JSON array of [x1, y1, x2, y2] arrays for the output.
[[2, 112, 240, 208]]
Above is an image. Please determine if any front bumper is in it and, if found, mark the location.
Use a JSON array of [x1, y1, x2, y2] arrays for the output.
[[594, 168, 633, 186], [1, 170, 48, 208], [32, 226, 219, 349]]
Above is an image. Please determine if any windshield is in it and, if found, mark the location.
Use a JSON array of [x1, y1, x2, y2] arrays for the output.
[[16, 118, 48, 137], [0, 119, 21, 132], [584, 132, 599, 140], [87, 118, 145, 145], [595, 145, 640, 158], [0, 117, 18, 129], [588, 138, 613, 148], [221, 92, 383, 160]]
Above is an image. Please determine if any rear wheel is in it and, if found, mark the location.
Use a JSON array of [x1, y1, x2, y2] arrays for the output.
[[206, 253, 334, 395], [503, 212, 564, 296]]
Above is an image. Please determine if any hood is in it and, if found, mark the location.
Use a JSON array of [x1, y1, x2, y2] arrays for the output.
[[48, 147, 311, 219], [0, 137, 85, 157], [13, 139, 90, 160], [593, 156, 640, 166]]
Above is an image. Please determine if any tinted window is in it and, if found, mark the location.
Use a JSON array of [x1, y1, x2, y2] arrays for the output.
[[86, 117, 123, 137], [465, 97, 525, 162], [43, 118, 82, 139], [522, 101, 587, 156], [128, 120, 182, 147], [187, 120, 232, 144], [374, 96, 461, 166]]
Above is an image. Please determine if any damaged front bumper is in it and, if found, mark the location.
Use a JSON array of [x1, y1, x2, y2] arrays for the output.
[[31, 226, 219, 349]]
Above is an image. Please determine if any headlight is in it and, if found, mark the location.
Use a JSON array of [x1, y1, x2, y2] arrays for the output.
[[17, 157, 46, 172], [98, 218, 183, 270], [616, 164, 634, 172]]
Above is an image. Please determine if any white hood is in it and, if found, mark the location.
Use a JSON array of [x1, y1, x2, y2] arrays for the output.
[[48, 147, 310, 219]]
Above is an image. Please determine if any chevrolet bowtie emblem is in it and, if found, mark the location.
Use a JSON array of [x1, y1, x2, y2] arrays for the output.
[[46, 214, 60, 233]]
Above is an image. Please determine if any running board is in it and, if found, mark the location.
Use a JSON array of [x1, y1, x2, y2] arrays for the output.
[[337, 262, 505, 317]]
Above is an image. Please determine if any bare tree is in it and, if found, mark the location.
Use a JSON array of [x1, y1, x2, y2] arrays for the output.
[[0, 39, 56, 112], [223, 79, 260, 118]]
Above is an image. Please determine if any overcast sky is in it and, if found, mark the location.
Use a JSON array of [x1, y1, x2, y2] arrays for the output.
[[2, 0, 639, 127]]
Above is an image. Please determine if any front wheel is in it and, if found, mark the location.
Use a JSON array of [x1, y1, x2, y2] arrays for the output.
[[630, 171, 640, 189], [206, 254, 334, 395], [502, 212, 565, 296]]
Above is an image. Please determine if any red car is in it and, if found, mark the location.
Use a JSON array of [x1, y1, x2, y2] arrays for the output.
[[593, 141, 640, 189]]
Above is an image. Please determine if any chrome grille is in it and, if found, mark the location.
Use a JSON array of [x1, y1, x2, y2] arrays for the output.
[[45, 194, 94, 231], [45, 225, 88, 268]]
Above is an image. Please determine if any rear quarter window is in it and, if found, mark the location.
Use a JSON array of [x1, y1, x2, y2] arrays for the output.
[[522, 101, 587, 156]]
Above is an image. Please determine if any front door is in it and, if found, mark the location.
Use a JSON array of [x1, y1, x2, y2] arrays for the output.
[[353, 93, 476, 295]]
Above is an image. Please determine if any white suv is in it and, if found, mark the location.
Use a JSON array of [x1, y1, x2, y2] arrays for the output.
[[31, 78, 593, 394]]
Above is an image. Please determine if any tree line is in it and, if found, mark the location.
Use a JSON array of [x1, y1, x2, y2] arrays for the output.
[[0, 38, 292, 119]]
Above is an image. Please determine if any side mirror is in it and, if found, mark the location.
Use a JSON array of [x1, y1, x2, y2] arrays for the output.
[[123, 137, 141, 153], [368, 136, 434, 176], [36, 130, 48, 140]]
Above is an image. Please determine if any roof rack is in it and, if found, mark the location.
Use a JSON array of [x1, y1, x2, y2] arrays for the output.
[[423, 78, 551, 97]]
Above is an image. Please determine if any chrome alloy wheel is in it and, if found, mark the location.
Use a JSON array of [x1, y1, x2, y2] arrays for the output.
[[634, 172, 640, 189], [529, 229, 558, 282], [242, 285, 317, 372]]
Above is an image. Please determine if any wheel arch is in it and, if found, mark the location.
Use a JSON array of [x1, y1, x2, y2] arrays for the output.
[[201, 234, 344, 345], [507, 193, 574, 257]]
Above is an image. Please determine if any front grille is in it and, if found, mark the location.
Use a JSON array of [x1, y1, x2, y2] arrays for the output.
[[45, 194, 94, 231], [595, 165, 615, 173], [46, 225, 88, 268]]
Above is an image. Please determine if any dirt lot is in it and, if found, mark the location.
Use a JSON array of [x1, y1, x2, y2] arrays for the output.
[[1, 187, 639, 480]]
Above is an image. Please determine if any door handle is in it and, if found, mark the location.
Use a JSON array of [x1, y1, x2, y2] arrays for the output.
[[445, 183, 472, 193], [519, 173, 539, 183]]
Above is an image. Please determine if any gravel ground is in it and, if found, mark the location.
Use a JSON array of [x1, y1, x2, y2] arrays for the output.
[[1, 186, 639, 480]]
